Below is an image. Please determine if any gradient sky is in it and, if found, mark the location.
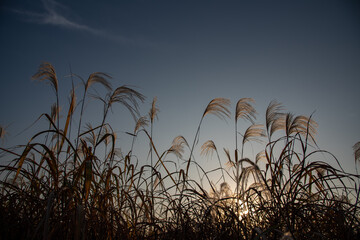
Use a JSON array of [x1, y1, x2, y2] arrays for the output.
[[1, 0, 359, 179]]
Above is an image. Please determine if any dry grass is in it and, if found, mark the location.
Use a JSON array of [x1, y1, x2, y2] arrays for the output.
[[0, 63, 359, 240]]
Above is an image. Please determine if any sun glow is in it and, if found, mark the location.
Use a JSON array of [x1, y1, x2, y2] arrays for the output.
[[236, 199, 250, 220]]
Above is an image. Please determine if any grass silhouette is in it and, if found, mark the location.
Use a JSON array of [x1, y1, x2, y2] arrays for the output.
[[0, 63, 359, 239]]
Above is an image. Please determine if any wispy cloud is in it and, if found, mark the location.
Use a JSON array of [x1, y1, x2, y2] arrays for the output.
[[11, 0, 131, 43]]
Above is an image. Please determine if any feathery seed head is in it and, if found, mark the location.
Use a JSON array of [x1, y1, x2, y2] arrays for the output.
[[108, 85, 145, 119], [169, 135, 189, 158], [50, 103, 60, 122], [0, 125, 8, 142], [266, 100, 285, 137], [134, 116, 149, 133], [224, 148, 235, 170], [200, 140, 217, 158], [255, 151, 266, 164], [203, 98, 231, 120], [353, 141, 360, 163], [242, 124, 266, 145], [149, 96, 159, 123], [285, 113, 318, 139], [235, 98, 256, 122], [220, 182, 232, 197], [32, 62, 58, 93], [85, 72, 112, 92]]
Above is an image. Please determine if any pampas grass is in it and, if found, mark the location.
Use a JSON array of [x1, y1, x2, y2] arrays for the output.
[[0, 63, 359, 240]]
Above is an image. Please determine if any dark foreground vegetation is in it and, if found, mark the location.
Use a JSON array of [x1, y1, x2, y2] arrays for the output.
[[0, 63, 359, 239]]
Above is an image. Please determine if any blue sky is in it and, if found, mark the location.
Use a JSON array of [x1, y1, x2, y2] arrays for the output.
[[0, 0, 359, 180]]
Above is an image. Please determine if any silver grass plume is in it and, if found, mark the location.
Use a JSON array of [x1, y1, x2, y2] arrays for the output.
[[224, 148, 235, 170], [149, 96, 159, 123], [242, 124, 266, 145], [284, 113, 318, 139], [84, 72, 112, 92], [32, 62, 58, 93], [108, 85, 146, 120], [0, 125, 8, 143], [201, 140, 225, 182], [169, 135, 189, 159], [203, 98, 231, 120], [200, 140, 217, 158], [235, 98, 256, 123], [255, 150, 266, 164], [265, 100, 285, 139], [134, 116, 149, 134], [50, 103, 60, 123], [353, 141, 360, 163]]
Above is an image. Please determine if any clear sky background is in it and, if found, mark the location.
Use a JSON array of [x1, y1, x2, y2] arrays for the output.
[[0, 0, 359, 182]]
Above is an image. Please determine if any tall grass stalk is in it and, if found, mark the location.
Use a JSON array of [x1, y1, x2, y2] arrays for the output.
[[185, 98, 230, 178]]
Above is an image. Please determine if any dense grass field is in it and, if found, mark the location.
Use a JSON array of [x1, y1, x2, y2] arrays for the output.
[[1, 63, 359, 239]]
